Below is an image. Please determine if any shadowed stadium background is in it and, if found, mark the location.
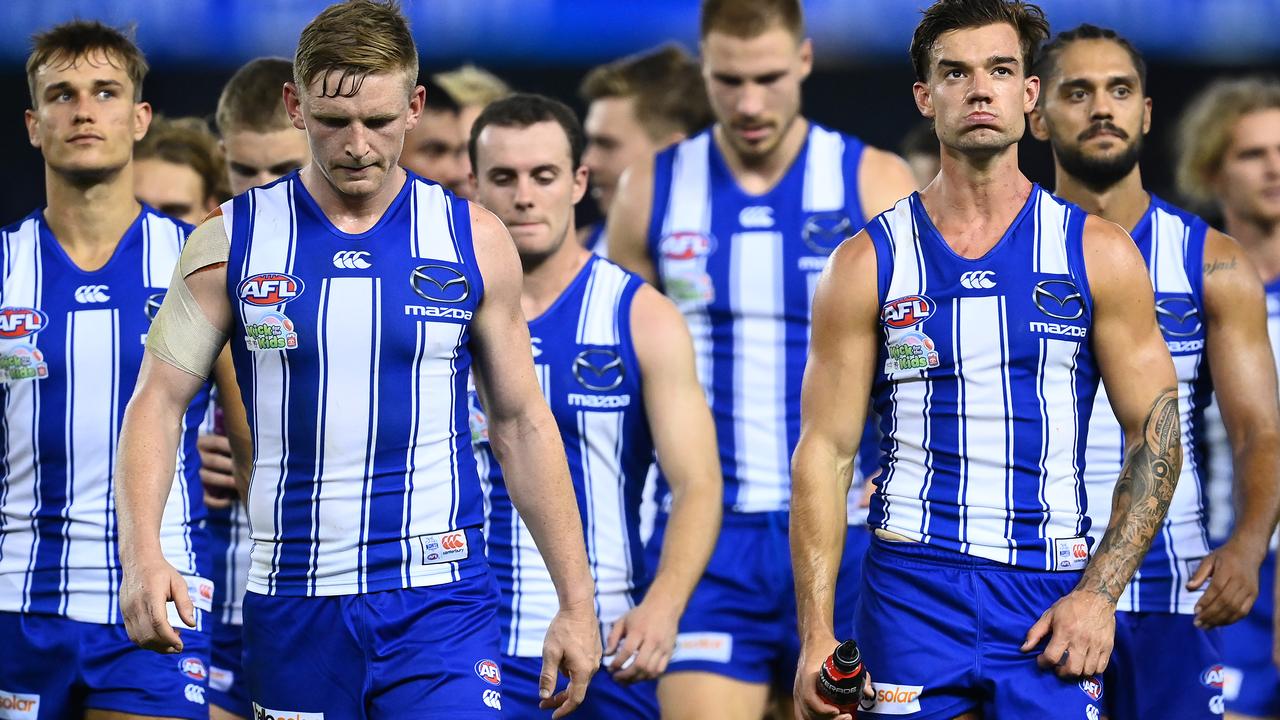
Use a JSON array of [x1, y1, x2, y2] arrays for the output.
[[2, 0, 1279, 224]]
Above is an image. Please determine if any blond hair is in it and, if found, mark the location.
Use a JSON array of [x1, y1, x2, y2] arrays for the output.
[[434, 65, 511, 108], [216, 57, 294, 135], [1176, 77, 1280, 208], [27, 19, 148, 106], [579, 44, 712, 142], [700, 0, 804, 39], [294, 0, 417, 97], [135, 116, 231, 203]]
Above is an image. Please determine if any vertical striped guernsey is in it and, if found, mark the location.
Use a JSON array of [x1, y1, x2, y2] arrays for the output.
[[224, 171, 486, 597], [0, 207, 211, 624], [476, 255, 651, 656], [865, 187, 1102, 570], [646, 123, 869, 515], [1084, 195, 1213, 613]]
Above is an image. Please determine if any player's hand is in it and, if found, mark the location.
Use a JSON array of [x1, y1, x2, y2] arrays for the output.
[[119, 553, 194, 654], [539, 602, 601, 719], [1021, 589, 1115, 679], [1186, 539, 1265, 628], [197, 432, 237, 509], [794, 636, 871, 720], [604, 595, 679, 683]]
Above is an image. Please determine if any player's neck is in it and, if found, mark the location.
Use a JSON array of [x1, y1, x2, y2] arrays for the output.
[[1225, 208, 1280, 284], [920, 145, 1032, 257], [1052, 165, 1150, 234], [520, 230, 591, 321], [42, 163, 141, 271], [300, 162, 408, 235], [713, 116, 809, 195]]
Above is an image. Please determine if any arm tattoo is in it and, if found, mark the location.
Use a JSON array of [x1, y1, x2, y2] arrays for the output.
[[1080, 387, 1182, 604], [1204, 257, 1237, 276]]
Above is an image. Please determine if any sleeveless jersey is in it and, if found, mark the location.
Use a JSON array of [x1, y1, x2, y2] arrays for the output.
[[1084, 195, 1213, 613], [0, 207, 211, 624], [476, 255, 651, 656], [208, 500, 250, 625], [583, 223, 609, 258], [866, 187, 1101, 570], [647, 123, 867, 513], [224, 171, 485, 597]]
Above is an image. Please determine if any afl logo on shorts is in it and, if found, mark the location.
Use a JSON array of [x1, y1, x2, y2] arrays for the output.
[[238, 273, 304, 306], [1079, 676, 1103, 701], [179, 656, 207, 681], [475, 659, 501, 686], [0, 307, 48, 339], [659, 231, 715, 260], [881, 296, 933, 329], [1200, 664, 1225, 689]]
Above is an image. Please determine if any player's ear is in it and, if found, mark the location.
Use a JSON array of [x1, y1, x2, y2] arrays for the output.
[[133, 101, 153, 142], [1028, 107, 1050, 142], [1023, 75, 1040, 114], [1141, 96, 1152, 136], [572, 164, 589, 205], [797, 38, 813, 80], [913, 81, 934, 120], [24, 108, 41, 149], [405, 82, 425, 132], [283, 82, 306, 131]]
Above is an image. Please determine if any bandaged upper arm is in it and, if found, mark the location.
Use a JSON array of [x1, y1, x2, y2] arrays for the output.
[[146, 219, 232, 380]]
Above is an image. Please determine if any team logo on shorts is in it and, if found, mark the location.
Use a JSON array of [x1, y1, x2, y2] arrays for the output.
[[1201, 664, 1225, 689], [1079, 676, 1103, 701], [801, 212, 853, 255], [244, 312, 298, 351], [179, 656, 207, 681], [482, 689, 502, 710], [881, 295, 933, 329], [239, 273, 305, 306], [474, 659, 501, 686], [144, 292, 166, 321], [0, 307, 48, 339], [0, 345, 48, 383]]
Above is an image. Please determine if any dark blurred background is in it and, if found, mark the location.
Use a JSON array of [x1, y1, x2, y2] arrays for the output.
[[3, 0, 1279, 225]]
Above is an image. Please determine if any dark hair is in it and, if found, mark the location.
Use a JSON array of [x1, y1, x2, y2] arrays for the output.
[[579, 44, 712, 141], [469, 93, 585, 171], [1032, 24, 1147, 95], [910, 0, 1050, 83], [900, 120, 940, 158], [700, 0, 803, 39], [216, 57, 293, 135], [27, 19, 148, 106], [421, 76, 460, 114]]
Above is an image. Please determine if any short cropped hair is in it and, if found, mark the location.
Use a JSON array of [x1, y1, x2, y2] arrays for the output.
[[216, 57, 294, 135], [700, 0, 804, 39], [26, 19, 148, 107], [435, 65, 511, 108], [135, 116, 231, 203], [1033, 24, 1147, 96], [421, 76, 460, 114], [470, 93, 585, 171], [1176, 77, 1280, 207], [910, 0, 1050, 83], [294, 0, 417, 98], [579, 44, 712, 141]]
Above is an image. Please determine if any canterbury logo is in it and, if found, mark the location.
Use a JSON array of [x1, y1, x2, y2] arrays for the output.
[[332, 251, 372, 269], [738, 206, 775, 228], [959, 271, 996, 289], [74, 285, 110, 303]]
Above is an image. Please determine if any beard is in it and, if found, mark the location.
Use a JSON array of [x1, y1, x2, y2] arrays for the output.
[[1056, 125, 1143, 193]]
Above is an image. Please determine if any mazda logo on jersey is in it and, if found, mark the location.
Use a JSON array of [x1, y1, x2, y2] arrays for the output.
[[572, 349, 625, 391], [410, 265, 469, 303], [0, 307, 48, 339], [144, 292, 166, 321], [1155, 296, 1201, 338], [238, 273, 304, 306], [1032, 280, 1084, 320], [801, 212, 853, 255]]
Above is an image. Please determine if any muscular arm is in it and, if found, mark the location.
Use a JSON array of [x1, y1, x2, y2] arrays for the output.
[[1081, 216, 1181, 605], [605, 154, 657, 285], [607, 285, 722, 681], [1190, 229, 1280, 625], [856, 147, 917, 218], [117, 218, 235, 652], [211, 346, 253, 500], [466, 204, 599, 714], [790, 233, 880, 718]]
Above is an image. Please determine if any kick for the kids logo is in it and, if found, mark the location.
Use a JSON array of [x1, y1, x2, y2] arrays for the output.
[[244, 313, 299, 352]]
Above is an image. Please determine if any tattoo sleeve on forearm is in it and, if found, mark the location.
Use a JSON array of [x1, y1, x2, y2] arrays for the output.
[[1081, 387, 1182, 603]]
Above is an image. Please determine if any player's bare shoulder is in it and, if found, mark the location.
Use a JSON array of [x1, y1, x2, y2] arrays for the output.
[[856, 146, 918, 218], [466, 199, 522, 293], [1080, 214, 1148, 291], [629, 281, 691, 353], [606, 152, 658, 283], [1202, 227, 1266, 307]]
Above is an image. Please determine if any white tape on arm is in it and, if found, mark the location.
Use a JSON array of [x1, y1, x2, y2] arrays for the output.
[[145, 220, 232, 379]]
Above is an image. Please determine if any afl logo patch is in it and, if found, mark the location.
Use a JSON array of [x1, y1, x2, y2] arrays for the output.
[[238, 273, 304, 306], [0, 307, 48, 339], [659, 231, 715, 261], [881, 295, 933, 329], [475, 659, 501, 686]]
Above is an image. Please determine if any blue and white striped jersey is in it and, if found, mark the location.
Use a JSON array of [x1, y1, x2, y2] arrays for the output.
[[0, 207, 211, 624], [208, 501, 250, 625], [475, 255, 652, 657], [647, 123, 867, 513], [1084, 195, 1213, 614], [865, 187, 1101, 570], [224, 171, 486, 597]]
